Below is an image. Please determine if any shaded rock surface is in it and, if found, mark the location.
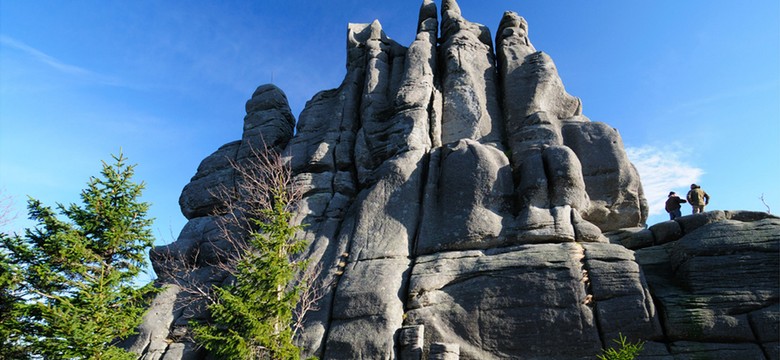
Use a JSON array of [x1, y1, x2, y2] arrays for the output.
[[130, 1, 779, 359]]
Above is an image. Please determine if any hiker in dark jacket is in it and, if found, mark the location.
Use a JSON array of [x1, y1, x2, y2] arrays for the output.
[[686, 183, 710, 214], [665, 191, 687, 220]]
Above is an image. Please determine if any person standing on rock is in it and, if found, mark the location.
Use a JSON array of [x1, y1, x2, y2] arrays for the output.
[[686, 184, 710, 214], [665, 191, 687, 220]]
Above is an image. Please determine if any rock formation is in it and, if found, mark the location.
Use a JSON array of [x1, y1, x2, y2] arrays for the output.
[[126, 1, 779, 359]]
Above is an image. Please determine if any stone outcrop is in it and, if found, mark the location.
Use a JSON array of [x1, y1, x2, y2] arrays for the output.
[[128, 1, 779, 359], [610, 211, 780, 359]]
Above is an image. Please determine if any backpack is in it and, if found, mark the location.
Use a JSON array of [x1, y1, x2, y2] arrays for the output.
[[689, 188, 705, 205]]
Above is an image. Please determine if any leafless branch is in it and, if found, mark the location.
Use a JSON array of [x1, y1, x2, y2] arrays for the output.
[[154, 140, 324, 343], [0, 188, 18, 232], [759, 193, 771, 214], [292, 262, 332, 339]]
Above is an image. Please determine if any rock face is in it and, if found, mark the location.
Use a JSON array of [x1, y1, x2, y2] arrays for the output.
[[612, 211, 780, 359], [128, 1, 779, 359]]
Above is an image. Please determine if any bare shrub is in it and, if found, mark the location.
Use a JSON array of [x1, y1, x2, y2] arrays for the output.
[[155, 141, 327, 346], [0, 188, 17, 232]]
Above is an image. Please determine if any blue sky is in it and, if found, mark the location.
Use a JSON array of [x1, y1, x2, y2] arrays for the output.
[[2, 0, 779, 242]]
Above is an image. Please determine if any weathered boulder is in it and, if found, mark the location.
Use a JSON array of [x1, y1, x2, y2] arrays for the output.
[[241, 84, 295, 152], [406, 243, 601, 359], [561, 122, 648, 231], [416, 139, 514, 254], [605, 227, 654, 249], [178, 84, 295, 220], [635, 213, 780, 359], [178, 141, 239, 220], [120, 285, 188, 360]]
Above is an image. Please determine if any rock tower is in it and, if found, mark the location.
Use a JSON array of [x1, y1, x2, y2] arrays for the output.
[[126, 1, 779, 359]]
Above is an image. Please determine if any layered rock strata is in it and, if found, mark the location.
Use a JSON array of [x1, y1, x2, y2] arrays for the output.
[[609, 211, 779, 359], [128, 1, 779, 359]]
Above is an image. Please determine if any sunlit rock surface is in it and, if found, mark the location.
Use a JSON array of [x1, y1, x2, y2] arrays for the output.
[[128, 1, 779, 359]]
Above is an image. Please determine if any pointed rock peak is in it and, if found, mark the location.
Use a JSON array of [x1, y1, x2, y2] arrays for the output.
[[438, 0, 492, 47], [419, 0, 437, 21], [496, 11, 534, 51], [499, 11, 528, 34], [347, 22, 370, 47], [245, 84, 290, 114], [347, 21, 385, 47], [441, 0, 461, 20], [250, 83, 285, 99], [369, 19, 384, 40], [417, 0, 438, 33]]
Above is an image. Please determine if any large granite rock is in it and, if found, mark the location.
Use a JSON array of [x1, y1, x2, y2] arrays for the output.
[[131, 1, 779, 359], [410, 245, 594, 358], [632, 212, 779, 359]]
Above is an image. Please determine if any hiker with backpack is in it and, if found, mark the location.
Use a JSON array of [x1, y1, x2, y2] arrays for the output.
[[686, 184, 710, 214]]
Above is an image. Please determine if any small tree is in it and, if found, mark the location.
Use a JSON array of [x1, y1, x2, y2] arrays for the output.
[[597, 333, 645, 360], [189, 145, 311, 359], [193, 190, 307, 359], [0, 153, 156, 359]]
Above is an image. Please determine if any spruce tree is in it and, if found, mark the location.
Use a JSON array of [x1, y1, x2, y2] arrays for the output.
[[0, 153, 156, 359], [0, 251, 28, 360], [193, 186, 308, 360]]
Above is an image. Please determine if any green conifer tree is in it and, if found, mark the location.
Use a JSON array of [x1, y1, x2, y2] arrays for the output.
[[192, 185, 308, 360], [0, 153, 156, 359], [0, 251, 28, 360], [597, 333, 645, 360]]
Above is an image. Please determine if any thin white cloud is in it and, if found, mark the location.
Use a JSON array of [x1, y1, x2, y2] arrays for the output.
[[0, 35, 92, 76], [0, 34, 125, 87], [665, 81, 777, 116], [626, 145, 704, 216]]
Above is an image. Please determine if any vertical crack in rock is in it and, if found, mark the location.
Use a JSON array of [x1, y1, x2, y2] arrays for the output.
[[289, 19, 377, 357], [583, 242, 665, 351], [578, 244, 605, 349], [428, 86, 443, 148], [439, 0, 503, 147], [321, 1, 439, 357], [416, 145, 441, 257], [404, 243, 603, 358], [404, 0, 439, 305]]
